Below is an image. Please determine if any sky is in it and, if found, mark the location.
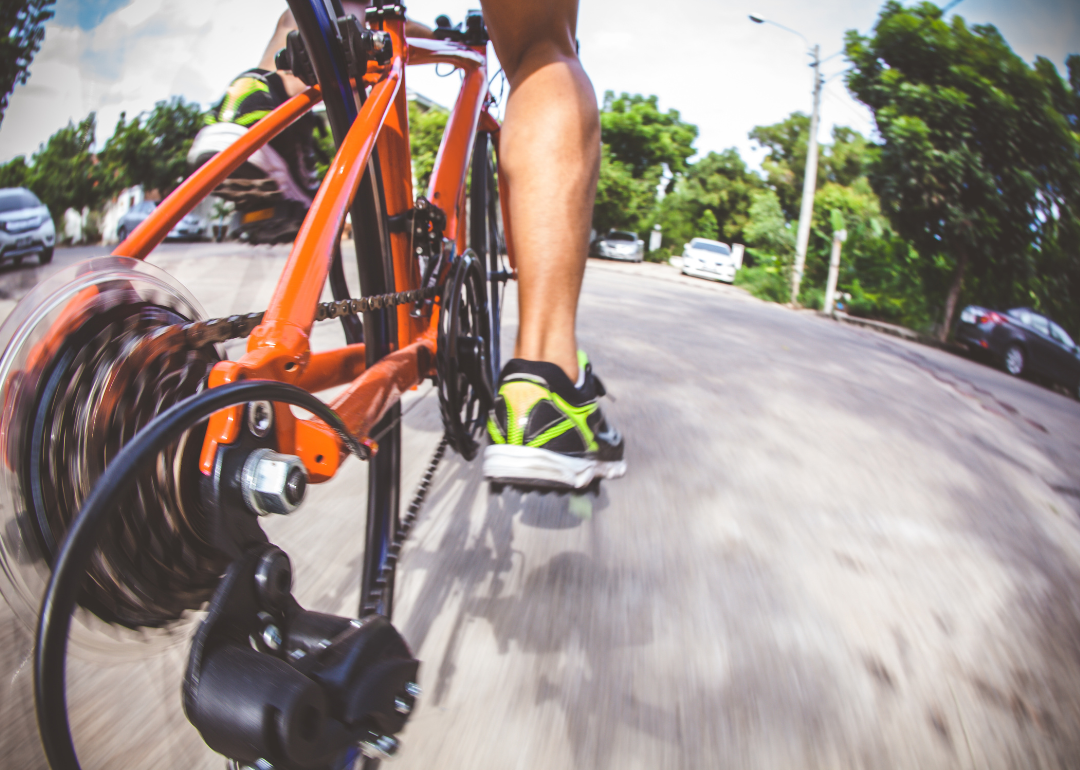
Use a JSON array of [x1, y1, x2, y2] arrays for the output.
[[1, 0, 1078, 170]]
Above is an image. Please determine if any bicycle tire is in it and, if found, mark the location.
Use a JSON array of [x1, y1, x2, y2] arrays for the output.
[[288, 0, 402, 622], [287, 6, 401, 765], [469, 130, 506, 382]]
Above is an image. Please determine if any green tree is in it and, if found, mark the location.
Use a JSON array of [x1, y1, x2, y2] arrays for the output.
[[846, 1, 1080, 339], [594, 92, 698, 237], [0, 0, 54, 124], [600, 92, 697, 179], [593, 145, 655, 236], [695, 208, 718, 240], [744, 188, 795, 258], [0, 154, 29, 188], [23, 113, 113, 229], [101, 97, 205, 196], [749, 112, 810, 221], [655, 148, 761, 253], [734, 188, 796, 302], [750, 114, 875, 221], [805, 178, 930, 326], [408, 99, 448, 192]]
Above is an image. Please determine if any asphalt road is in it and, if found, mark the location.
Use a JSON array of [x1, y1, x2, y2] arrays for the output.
[[3, 243, 1080, 769]]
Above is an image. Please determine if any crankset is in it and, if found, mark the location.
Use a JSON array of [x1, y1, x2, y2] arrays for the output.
[[436, 251, 495, 460]]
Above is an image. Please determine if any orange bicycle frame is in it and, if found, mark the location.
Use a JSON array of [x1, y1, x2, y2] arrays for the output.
[[109, 18, 502, 484]]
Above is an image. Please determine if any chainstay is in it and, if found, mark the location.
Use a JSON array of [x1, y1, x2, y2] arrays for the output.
[[172, 285, 449, 614], [362, 435, 449, 616], [178, 284, 441, 347], [168, 284, 448, 612]]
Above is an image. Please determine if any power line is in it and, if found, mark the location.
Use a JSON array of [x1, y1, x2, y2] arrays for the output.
[[822, 83, 874, 126]]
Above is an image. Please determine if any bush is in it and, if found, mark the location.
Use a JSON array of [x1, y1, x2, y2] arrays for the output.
[[843, 279, 907, 323], [800, 285, 824, 310], [734, 264, 789, 303], [645, 245, 670, 263]]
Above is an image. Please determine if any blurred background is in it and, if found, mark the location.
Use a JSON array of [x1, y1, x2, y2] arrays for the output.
[[2, 1, 1080, 768]]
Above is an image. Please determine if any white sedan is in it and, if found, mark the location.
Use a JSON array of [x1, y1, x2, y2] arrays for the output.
[[681, 238, 738, 282]]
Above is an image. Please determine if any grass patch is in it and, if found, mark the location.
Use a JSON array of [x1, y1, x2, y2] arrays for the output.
[[734, 264, 789, 303]]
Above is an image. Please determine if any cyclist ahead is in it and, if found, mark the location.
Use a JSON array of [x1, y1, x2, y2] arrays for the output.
[[190, 0, 625, 489]]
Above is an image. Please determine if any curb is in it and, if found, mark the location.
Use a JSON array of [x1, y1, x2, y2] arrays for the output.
[[823, 311, 966, 355]]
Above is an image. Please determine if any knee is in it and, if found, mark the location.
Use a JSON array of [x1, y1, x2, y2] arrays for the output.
[[483, 1, 579, 84], [275, 10, 296, 33], [502, 37, 580, 86]]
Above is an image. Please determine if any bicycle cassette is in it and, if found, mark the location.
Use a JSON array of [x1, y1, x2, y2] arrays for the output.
[[436, 251, 495, 460], [0, 257, 226, 635]]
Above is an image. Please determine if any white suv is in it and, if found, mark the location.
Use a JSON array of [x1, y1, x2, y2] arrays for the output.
[[0, 187, 55, 266]]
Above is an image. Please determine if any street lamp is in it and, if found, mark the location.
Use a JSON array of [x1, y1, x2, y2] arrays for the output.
[[750, 14, 823, 305]]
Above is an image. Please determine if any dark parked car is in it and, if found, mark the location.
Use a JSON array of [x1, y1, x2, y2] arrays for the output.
[[957, 305, 1080, 397], [116, 200, 206, 242]]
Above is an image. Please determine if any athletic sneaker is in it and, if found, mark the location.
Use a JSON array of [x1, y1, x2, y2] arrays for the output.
[[483, 353, 626, 489], [187, 69, 322, 243]]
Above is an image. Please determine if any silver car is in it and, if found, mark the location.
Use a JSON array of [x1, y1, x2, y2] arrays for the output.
[[0, 187, 55, 266], [116, 200, 207, 242], [590, 230, 644, 262]]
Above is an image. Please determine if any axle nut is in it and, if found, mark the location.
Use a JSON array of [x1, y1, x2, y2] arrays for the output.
[[241, 449, 309, 516]]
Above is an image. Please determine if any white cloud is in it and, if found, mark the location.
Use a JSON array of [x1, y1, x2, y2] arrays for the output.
[[1, 0, 290, 160], [1, 0, 1075, 170]]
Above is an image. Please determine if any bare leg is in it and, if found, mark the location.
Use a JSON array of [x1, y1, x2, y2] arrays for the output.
[[481, 0, 599, 383]]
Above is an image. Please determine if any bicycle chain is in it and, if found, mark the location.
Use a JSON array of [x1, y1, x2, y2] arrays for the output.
[[175, 284, 450, 610], [362, 435, 449, 616], [178, 283, 441, 347]]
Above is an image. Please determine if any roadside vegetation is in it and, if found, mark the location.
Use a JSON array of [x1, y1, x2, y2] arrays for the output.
[[1, 1, 1077, 342], [592, 2, 1080, 342]]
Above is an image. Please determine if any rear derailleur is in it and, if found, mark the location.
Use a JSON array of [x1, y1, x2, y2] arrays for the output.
[[184, 544, 418, 769], [185, 409, 418, 769]]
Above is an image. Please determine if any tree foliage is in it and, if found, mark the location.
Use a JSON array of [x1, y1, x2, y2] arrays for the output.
[[593, 91, 698, 238], [0, 98, 203, 238], [600, 92, 697, 179], [408, 99, 448, 193], [744, 188, 795, 258], [750, 115, 875, 221], [4, 114, 115, 227], [846, 1, 1080, 338], [100, 97, 205, 196], [654, 148, 761, 254], [594, 144, 656, 237], [0, 0, 54, 124]]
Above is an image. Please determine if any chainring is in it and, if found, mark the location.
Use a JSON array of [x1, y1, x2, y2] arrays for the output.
[[0, 258, 226, 633], [436, 251, 495, 461]]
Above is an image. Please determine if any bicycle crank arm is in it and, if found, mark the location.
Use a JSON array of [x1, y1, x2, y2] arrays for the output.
[[184, 544, 419, 769]]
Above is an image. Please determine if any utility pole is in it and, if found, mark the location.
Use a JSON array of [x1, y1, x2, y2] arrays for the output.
[[823, 228, 847, 314], [791, 44, 822, 305]]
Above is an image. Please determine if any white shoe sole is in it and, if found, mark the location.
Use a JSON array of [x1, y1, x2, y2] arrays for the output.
[[483, 445, 626, 490], [188, 122, 313, 206]]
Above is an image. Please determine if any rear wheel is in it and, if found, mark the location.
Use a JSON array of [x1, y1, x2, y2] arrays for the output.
[[0, 258, 227, 768], [351, 154, 401, 620], [1005, 344, 1025, 376]]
